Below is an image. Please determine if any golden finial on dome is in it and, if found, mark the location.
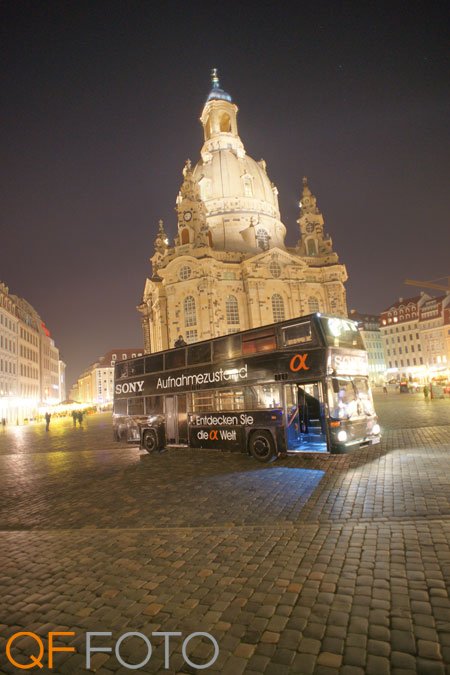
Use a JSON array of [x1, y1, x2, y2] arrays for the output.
[[211, 68, 219, 87]]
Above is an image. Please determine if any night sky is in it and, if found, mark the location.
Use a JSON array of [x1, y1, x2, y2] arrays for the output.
[[1, 1, 449, 388]]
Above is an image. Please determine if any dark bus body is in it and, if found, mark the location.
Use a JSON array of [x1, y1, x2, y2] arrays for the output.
[[113, 314, 381, 462]]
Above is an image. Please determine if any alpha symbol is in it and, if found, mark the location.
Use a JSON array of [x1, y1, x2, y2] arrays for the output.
[[289, 354, 310, 372]]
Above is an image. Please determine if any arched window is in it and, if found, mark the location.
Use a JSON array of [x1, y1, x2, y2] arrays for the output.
[[184, 296, 197, 327], [256, 228, 270, 250], [181, 229, 190, 245], [226, 296, 240, 325], [205, 116, 212, 139], [243, 175, 253, 197], [220, 113, 231, 132], [308, 297, 320, 313], [306, 239, 317, 256], [272, 294, 285, 322], [179, 265, 191, 280]]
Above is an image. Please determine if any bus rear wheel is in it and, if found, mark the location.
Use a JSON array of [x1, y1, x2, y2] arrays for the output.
[[249, 430, 277, 463], [143, 430, 159, 453]]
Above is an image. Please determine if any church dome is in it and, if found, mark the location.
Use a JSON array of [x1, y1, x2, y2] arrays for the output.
[[192, 70, 286, 254], [206, 67, 232, 103]]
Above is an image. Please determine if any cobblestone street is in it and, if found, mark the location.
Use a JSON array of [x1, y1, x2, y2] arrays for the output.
[[1, 394, 450, 674]]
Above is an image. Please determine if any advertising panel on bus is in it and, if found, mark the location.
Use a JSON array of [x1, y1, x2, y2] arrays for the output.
[[189, 410, 283, 450], [114, 350, 327, 399]]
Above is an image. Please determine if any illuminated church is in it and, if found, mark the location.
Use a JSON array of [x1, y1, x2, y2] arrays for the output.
[[138, 70, 348, 352]]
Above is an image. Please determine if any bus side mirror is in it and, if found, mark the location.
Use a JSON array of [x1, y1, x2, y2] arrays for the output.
[[332, 379, 340, 394]]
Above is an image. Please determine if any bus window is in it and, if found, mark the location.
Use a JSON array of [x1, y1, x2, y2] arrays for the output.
[[213, 334, 241, 362], [191, 391, 215, 412], [353, 377, 375, 416], [114, 399, 127, 415], [145, 396, 163, 415], [328, 377, 373, 419], [129, 358, 144, 376], [217, 388, 245, 411], [319, 317, 365, 349], [128, 397, 145, 415], [165, 348, 186, 370], [145, 353, 164, 373], [242, 328, 276, 355], [282, 321, 312, 346], [245, 384, 281, 409], [187, 342, 212, 366]]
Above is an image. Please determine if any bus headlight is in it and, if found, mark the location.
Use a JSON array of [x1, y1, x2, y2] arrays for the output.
[[372, 423, 380, 435], [337, 430, 347, 442]]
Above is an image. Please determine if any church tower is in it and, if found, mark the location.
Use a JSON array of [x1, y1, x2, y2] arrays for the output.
[[138, 70, 348, 352]]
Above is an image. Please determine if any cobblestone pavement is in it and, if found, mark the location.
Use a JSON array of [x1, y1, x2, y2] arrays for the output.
[[0, 395, 450, 673]]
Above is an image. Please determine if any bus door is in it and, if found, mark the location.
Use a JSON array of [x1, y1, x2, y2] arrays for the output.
[[164, 395, 188, 445], [284, 382, 328, 453]]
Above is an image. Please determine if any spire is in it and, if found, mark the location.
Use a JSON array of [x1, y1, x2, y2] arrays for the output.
[[299, 176, 319, 216], [206, 68, 232, 102], [154, 219, 169, 252], [179, 159, 201, 201]]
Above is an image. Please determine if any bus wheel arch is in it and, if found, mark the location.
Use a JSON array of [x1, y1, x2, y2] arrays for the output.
[[143, 429, 159, 453], [248, 429, 277, 463]]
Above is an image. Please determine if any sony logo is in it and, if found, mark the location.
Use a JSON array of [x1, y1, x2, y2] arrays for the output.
[[115, 381, 144, 395]]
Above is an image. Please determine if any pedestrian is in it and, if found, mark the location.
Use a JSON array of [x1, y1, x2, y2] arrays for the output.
[[383, 385, 388, 394], [77, 410, 83, 427], [72, 410, 77, 427], [174, 335, 187, 347], [45, 412, 51, 431], [423, 385, 429, 400], [1, 417, 6, 430]]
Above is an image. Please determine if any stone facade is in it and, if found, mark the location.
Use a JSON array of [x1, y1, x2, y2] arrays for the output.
[[0, 281, 64, 423], [139, 71, 348, 352], [380, 294, 430, 382], [349, 310, 387, 386]]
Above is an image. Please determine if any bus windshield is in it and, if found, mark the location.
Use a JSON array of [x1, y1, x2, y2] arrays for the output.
[[319, 316, 365, 349], [328, 376, 375, 419]]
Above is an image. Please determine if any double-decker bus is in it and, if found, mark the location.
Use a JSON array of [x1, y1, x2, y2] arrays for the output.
[[113, 314, 380, 462]]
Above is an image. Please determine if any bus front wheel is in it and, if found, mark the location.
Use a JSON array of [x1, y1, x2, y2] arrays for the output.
[[249, 430, 277, 463], [143, 430, 159, 453]]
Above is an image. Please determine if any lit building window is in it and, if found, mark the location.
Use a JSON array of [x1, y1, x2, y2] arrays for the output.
[[184, 296, 197, 327], [272, 294, 285, 322], [186, 329, 198, 343], [226, 296, 240, 325]]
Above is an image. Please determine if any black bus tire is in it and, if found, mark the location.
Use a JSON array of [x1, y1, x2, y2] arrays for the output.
[[248, 430, 277, 463], [143, 430, 159, 453]]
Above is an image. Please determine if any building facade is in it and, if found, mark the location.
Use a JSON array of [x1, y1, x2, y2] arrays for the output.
[[349, 310, 386, 386], [0, 282, 65, 423], [72, 348, 143, 405], [380, 294, 430, 382], [139, 71, 348, 353], [419, 294, 450, 381]]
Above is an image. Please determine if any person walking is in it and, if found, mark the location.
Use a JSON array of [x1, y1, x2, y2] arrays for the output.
[[72, 410, 77, 427], [77, 410, 84, 427], [45, 412, 51, 431], [423, 385, 429, 400]]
